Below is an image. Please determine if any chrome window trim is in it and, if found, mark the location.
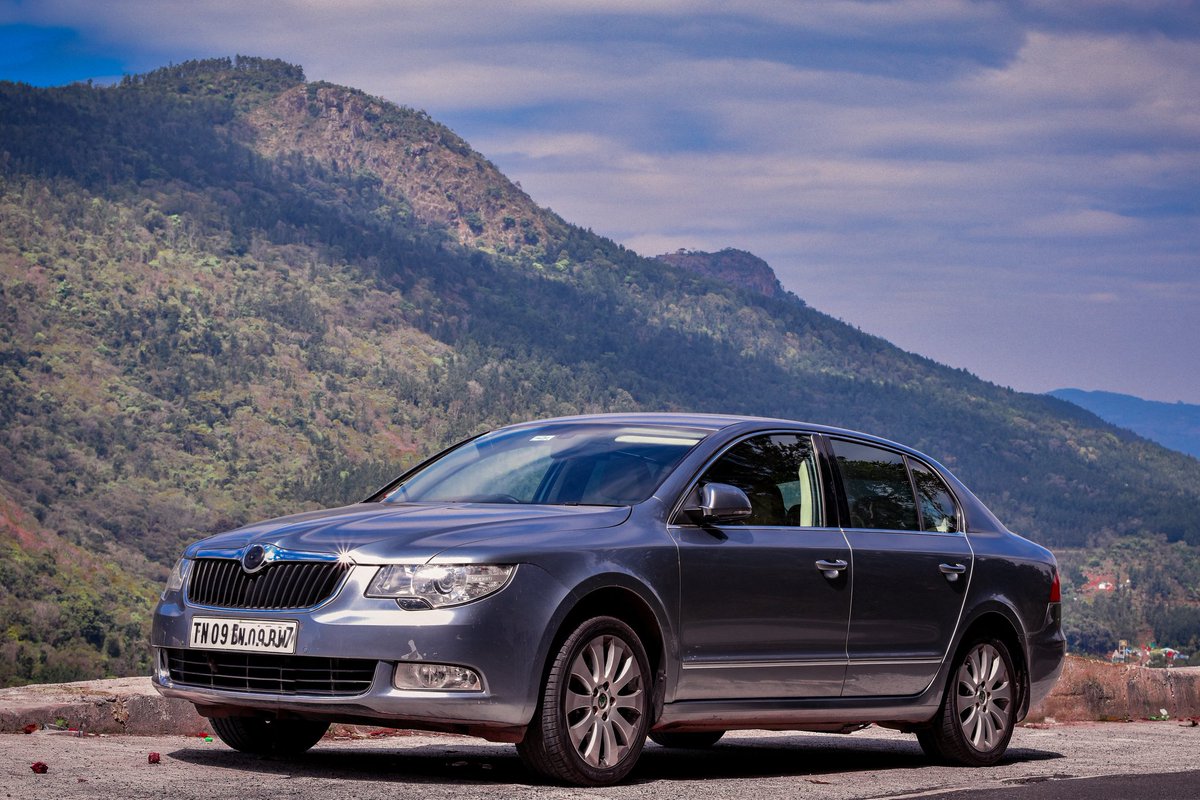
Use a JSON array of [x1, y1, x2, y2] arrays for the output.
[[836, 527, 964, 538]]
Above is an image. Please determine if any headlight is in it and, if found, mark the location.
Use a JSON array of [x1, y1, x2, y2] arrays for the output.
[[162, 557, 191, 599], [366, 564, 515, 609]]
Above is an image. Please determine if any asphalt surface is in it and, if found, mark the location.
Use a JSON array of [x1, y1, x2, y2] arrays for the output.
[[931, 770, 1200, 800], [2, 722, 1197, 799]]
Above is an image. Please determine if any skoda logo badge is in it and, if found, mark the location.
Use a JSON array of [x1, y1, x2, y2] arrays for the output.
[[242, 544, 268, 573]]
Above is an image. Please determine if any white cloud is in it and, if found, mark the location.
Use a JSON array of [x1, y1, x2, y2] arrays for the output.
[[1018, 210, 1144, 237]]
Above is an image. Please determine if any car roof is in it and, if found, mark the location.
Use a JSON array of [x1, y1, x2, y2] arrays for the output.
[[493, 412, 1004, 534], [495, 412, 898, 447]]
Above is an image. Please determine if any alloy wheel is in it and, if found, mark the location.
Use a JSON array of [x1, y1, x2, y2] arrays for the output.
[[563, 634, 645, 768], [955, 642, 1013, 752]]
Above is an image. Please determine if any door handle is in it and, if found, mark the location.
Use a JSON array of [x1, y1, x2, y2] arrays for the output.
[[816, 559, 848, 579], [939, 563, 967, 582]]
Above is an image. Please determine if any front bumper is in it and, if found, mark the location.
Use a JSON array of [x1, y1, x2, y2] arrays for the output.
[[150, 562, 565, 740]]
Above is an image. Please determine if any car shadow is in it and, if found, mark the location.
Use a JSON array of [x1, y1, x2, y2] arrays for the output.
[[169, 739, 528, 785], [167, 732, 1063, 786], [636, 736, 1062, 782]]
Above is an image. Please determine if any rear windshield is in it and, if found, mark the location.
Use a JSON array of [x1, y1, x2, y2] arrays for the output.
[[383, 424, 707, 506]]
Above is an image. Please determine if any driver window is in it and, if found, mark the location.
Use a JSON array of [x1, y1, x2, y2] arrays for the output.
[[699, 434, 823, 526]]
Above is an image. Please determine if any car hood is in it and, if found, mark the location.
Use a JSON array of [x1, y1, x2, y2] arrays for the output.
[[185, 502, 631, 563]]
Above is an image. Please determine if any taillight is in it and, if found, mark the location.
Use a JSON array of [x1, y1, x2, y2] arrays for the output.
[[1049, 568, 1061, 603]]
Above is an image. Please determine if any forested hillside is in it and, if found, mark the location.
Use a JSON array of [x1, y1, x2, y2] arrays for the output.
[[2, 57, 1199, 683]]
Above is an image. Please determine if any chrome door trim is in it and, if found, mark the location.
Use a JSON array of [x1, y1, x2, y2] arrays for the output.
[[683, 657, 945, 671]]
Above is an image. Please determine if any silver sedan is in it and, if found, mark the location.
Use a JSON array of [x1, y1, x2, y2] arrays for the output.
[[151, 413, 1065, 785]]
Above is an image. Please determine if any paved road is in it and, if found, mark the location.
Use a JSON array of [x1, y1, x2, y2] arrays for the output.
[[2, 722, 1197, 799], [933, 770, 1200, 800]]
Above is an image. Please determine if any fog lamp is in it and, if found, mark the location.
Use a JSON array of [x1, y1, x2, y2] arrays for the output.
[[155, 649, 171, 682], [394, 663, 483, 691]]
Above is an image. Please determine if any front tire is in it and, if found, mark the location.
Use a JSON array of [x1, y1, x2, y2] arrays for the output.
[[920, 636, 1018, 766], [210, 716, 329, 756], [518, 616, 651, 786]]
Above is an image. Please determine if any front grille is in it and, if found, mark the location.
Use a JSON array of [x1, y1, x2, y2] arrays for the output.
[[165, 649, 376, 696], [188, 558, 350, 610]]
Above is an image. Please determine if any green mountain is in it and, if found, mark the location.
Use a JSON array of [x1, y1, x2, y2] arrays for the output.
[[1050, 389, 1200, 461], [3, 57, 1200, 683]]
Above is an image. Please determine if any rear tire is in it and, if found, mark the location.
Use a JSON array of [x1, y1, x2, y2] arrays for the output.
[[649, 730, 725, 749], [210, 716, 329, 756], [915, 727, 947, 762], [921, 636, 1018, 766], [518, 616, 651, 786]]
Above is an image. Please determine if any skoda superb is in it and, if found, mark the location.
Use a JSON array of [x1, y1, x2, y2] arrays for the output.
[[152, 413, 1064, 785]]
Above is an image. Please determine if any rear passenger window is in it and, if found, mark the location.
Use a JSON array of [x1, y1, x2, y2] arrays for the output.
[[699, 434, 823, 526], [911, 461, 960, 533], [831, 440, 919, 531]]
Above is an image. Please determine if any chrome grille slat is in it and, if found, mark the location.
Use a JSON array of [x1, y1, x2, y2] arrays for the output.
[[216, 559, 235, 605], [188, 558, 349, 610], [197, 559, 212, 602], [218, 559, 237, 605], [320, 566, 343, 598], [268, 564, 291, 607], [255, 565, 277, 607], [293, 564, 321, 608], [164, 649, 374, 696], [249, 565, 272, 607], [274, 563, 306, 608], [209, 559, 226, 605]]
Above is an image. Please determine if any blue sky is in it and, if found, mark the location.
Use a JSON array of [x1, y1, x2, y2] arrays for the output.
[[3, 1, 1198, 403]]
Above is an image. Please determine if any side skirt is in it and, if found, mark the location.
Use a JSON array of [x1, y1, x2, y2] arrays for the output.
[[653, 695, 941, 734]]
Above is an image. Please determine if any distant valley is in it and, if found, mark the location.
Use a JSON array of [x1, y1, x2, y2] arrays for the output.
[[1050, 389, 1200, 461]]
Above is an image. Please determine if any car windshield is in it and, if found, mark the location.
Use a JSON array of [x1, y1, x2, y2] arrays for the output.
[[383, 424, 708, 506]]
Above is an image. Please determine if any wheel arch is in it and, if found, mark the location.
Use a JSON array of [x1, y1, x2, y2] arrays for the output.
[[535, 575, 673, 725], [949, 603, 1031, 721]]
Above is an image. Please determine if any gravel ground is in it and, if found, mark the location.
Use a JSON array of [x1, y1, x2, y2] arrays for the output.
[[2, 721, 1198, 799]]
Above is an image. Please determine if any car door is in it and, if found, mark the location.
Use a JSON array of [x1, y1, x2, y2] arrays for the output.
[[827, 437, 972, 697], [670, 432, 852, 699]]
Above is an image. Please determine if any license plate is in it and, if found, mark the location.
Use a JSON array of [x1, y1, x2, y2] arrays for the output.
[[189, 617, 298, 654]]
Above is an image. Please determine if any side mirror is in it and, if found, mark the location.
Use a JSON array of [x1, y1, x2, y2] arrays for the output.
[[685, 483, 753, 524]]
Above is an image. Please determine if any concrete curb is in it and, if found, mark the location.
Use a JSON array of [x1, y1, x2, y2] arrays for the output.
[[0, 677, 206, 735], [1029, 657, 1200, 722]]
